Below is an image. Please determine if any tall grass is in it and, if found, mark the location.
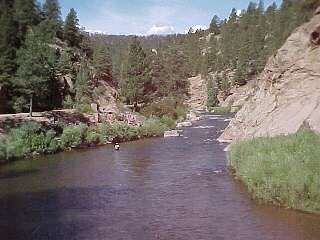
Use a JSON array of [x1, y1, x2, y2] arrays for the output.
[[228, 129, 320, 212]]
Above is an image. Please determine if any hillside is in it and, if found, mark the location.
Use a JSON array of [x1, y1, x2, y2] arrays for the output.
[[219, 9, 320, 142]]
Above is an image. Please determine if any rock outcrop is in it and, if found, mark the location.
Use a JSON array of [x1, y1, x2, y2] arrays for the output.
[[186, 75, 207, 110], [219, 13, 320, 142]]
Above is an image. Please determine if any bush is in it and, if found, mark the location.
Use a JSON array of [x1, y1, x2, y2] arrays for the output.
[[60, 123, 88, 147], [140, 117, 169, 137], [86, 128, 105, 145], [0, 136, 7, 162], [140, 97, 188, 120], [228, 129, 320, 212], [160, 116, 176, 129], [76, 103, 92, 113], [99, 122, 140, 142], [6, 122, 59, 159]]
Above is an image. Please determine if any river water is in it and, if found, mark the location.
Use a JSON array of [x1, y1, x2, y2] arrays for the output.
[[1, 114, 320, 240]]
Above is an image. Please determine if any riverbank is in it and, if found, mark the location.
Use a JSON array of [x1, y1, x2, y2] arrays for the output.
[[228, 129, 320, 213], [0, 116, 176, 163]]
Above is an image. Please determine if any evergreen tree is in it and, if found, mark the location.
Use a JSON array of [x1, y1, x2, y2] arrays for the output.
[[148, 52, 169, 98], [123, 37, 149, 108], [163, 46, 189, 96], [13, 0, 40, 43], [64, 8, 80, 47], [14, 28, 56, 114], [75, 61, 92, 105], [206, 75, 219, 108], [42, 0, 63, 39], [0, 2, 18, 86], [209, 15, 221, 35], [92, 44, 113, 84]]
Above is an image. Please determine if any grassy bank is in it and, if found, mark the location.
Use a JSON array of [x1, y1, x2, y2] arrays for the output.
[[0, 116, 174, 163], [228, 129, 320, 212]]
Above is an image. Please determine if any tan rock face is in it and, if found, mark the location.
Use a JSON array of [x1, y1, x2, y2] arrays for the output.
[[186, 75, 207, 110], [219, 14, 320, 141]]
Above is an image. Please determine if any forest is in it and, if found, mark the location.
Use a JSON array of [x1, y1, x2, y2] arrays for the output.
[[0, 0, 319, 114]]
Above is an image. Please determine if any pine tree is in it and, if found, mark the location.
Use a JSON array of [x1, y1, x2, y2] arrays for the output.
[[13, 0, 40, 43], [206, 75, 219, 108], [42, 0, 63, 39], [123, 37, 149, 107], [0, 2, 18, 86], [75, 61, 91, 105], [164, 46, 189, 96], [64, 8, 80, 47], [14, 28, 56, 114], [92, 44, 113, 84], [209, 15, 221, 35], [148, 52, 168, 98]]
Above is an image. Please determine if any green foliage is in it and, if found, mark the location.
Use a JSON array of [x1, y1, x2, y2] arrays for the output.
[[42, 0, 63, 39], [140, 97, 187, 120], [14, 27, 56, 112], [75, 102, 92, 113], [122, 37, 149, 105], [92, 43, 113, 83], [139, 117, 169, 137], [60, 123, 88, 147], [98, 122, 139, 142], [86, 128, 105, 145], [209, 15, 221, 34], [63, 8, 80, 47], [229, 129, 320, 211], [0, 1, 18, 89], [0, 136, 7, 162], [206, 76, 219, 108], [6, 122, 59, 159], [74, 62, 92, 110], [160, 116, 176, 129]]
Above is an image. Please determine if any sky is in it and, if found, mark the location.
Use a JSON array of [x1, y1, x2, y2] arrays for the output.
[[40, 0, 283, 35]]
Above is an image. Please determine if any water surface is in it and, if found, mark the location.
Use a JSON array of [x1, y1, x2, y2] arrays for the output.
[[1, 114, 320, 240]]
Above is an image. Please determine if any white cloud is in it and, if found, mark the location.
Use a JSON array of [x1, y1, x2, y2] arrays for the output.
[[147, 25, 175, 35]]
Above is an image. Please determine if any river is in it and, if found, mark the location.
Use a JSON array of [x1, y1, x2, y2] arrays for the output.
[[1, 114, 320, 240]]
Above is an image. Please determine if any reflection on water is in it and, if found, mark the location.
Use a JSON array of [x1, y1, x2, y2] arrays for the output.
[[1, 114, 320, 240]]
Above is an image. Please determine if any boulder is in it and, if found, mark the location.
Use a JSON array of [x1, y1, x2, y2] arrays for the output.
[[164, 130, 181, 138], [177, 121, 193, 128], [219, 13, 320, 142]]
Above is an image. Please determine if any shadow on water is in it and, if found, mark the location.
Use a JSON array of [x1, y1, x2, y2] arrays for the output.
[[0, 185, 134, 240], [0, 169, 40, 180]]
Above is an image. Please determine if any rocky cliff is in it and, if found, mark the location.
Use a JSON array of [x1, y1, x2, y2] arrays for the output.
[[186, 75, 207, 110], [219, 12, 320, 142]]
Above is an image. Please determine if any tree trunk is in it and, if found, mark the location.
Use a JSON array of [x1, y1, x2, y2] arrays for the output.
[[29, 95, 33, 117]]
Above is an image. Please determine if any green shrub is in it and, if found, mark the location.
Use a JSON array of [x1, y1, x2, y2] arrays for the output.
[[98, 122, 139, 142], [6, 122, 59, 159], [0, 136, 7, 161], [140, 117, 169, 137], [60, 123, 88, 147], [140, 97, 188, 120], [76, 103, 92, 113], [86, 128, 105, 145], [160, 116, 176, 129], [228, 129, 320, 212]]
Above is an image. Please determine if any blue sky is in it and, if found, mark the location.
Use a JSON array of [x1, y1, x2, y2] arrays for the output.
[[40, 0, 282, 35]]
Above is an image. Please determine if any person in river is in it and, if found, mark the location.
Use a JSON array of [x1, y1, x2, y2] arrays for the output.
[[114, 143, 120, 151]]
